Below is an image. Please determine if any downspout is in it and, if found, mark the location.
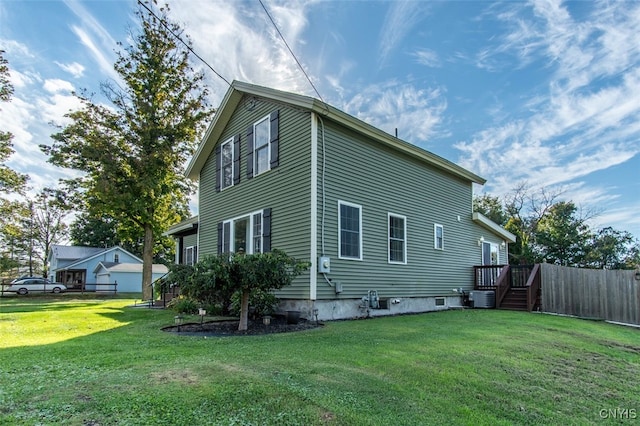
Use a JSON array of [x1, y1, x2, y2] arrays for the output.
[[310, 112, 318, 300]]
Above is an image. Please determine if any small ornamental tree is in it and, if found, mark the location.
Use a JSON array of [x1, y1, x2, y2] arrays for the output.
[[231, 250, 309, 331], [175, 250, 309, 330], [175, 255, 235, 314]]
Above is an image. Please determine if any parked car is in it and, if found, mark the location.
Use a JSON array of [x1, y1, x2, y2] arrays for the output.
[[10, 276, 41, 284], [6, 278, 67, 295]]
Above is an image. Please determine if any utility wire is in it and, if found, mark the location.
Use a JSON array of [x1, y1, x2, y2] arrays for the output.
[[258, 0, 325, 104], [137, 0, 232, 87]]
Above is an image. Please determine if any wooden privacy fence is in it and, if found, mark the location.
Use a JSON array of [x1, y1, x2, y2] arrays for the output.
[[541, 264, 640, 325]]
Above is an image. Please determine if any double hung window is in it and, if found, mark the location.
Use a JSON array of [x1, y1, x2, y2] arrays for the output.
[[220, 138, 234, 190], [247, 110, 279, 178], [253, 117, 270, 176], [338, 201, 362, 260], [388, 213, 407, 264]]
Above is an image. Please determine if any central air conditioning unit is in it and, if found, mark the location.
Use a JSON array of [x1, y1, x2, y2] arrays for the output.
[[468, 290, 495, 309]]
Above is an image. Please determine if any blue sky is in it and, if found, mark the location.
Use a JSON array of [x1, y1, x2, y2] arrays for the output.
[[1, 0, 639, 239]]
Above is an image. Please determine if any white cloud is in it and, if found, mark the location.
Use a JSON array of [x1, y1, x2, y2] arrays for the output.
[[167, 0, 316, 103], [70, 25, 119, 83], [378, 2, 427, 67], [43, 79, 74, 94], [458, 1, 640, 193], [412, 48, 440, 68], [55, 61, 85, 78], [342, 81, 447, 145]]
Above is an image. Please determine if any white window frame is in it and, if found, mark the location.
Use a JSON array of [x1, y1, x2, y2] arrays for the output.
[[220, 137, 234, 190], [222, 209, 265, 254], [434, 223, 444, 250], [253, 115, 271, 176], [388, 213, 407, 264], [185, 246, 195, 265], [338, 201, 363, 260]]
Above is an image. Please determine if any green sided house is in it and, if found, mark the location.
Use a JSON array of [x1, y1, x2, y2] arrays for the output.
[[167, 80, 515, 320]]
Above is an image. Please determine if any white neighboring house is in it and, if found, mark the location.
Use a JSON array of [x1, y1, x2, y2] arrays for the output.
[[48, 245, 168, 293]]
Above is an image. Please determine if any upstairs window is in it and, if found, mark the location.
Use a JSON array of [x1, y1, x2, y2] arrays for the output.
[[220, 138, 234, 190], [215, 135, 240, 192], [114, 253, 119, 263], [388, 213, 407, 264], [247, 110, 279, 179], [254, 116, 270, 175], [339, 201, 362, 260]]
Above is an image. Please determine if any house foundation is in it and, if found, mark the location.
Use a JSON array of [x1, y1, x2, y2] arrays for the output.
[[278, 296, 465, 322]]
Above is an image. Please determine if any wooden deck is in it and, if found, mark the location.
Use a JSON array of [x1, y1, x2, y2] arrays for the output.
[[473, 264, 541, 311]]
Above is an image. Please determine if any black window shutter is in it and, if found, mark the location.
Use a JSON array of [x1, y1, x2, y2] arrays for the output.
[[263, 208, 272, 252], [217, 222, 223, 254], [194, 246, 198, 263], [246, 125, 254, 179], [215, 145, 221, 192], [233, 134, 241, 185], [270, 110, 279, 168], [223, 222, 231, 253]]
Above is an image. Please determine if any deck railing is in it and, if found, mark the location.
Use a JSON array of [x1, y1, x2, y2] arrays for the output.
[[474, 264, 539, 311], [524, 264, 541, 312], [474, 265, 507, 289]]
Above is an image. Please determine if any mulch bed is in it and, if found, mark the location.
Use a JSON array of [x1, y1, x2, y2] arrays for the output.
[[162, 315, 323, 337]]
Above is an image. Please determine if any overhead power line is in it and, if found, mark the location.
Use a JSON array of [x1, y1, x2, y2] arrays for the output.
[[136, 0, 231, 87], [258, 0, 325, 104]]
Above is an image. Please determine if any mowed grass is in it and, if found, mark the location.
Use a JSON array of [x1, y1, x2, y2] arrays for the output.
[[0, 296, 638, 425]]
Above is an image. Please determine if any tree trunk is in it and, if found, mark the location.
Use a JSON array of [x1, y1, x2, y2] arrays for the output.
[[142, 224, 154, 300], [238, 290, 250, 331]]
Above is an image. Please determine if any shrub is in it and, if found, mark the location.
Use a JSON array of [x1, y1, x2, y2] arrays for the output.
[[166, 296, 198, 314], [179, 255, 235, 313]]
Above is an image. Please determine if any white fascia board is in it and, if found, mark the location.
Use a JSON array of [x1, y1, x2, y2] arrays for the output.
[[472, 212, 516, 243], [185, 80, 485, 185]]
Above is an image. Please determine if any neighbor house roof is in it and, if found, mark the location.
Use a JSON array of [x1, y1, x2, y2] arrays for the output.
[[55, 246, 143, 270], [186, 80, 486, 185], [93, 262, 169, 274], [49, 245, 105, 261]]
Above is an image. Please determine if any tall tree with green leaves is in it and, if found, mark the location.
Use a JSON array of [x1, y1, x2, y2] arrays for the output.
[[44, 3, 212, 298], [473, 194, 508, 226], [533, 201, 590, 266], [0, 50, 27, 195], [584, 227, 638, 270], [0, 199, 29, 277], [69, 212, 121, 249], [31, 188, 70, 277]]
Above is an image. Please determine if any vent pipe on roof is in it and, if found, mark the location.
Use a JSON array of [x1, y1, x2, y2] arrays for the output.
[[395, 128, 398, 138]]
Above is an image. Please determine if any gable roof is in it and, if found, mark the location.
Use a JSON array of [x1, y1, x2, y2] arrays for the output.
[[93, 262, 169, 274], [49, 245, 105, 261], [186, 80, 486, 185], [55, 246, 143, 270]]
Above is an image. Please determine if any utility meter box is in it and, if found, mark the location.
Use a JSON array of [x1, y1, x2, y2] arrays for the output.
[[318, 256, 331, 273]]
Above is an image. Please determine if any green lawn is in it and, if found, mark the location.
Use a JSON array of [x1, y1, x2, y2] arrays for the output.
[[0, 295, 638, 425]]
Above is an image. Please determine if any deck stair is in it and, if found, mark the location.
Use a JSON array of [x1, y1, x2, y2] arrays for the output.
[[473, 264, 541, 312], [500, 287, 528, 311]]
